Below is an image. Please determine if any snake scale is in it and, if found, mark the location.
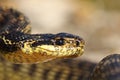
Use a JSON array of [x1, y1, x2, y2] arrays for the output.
[[0, 7, 120, 80]]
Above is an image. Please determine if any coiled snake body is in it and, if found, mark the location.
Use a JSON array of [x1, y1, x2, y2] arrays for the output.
[[0, 7, 120, 80]]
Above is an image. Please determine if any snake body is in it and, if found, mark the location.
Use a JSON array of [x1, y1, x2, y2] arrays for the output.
[[0, 7, 120, 80], [0, 54, 120, 80]]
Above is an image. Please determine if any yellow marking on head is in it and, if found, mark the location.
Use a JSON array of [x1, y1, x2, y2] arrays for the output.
[[38, 45, 56, 52], [32, 44, 84, 57], [21, 40, 84, 57], [21, 41, 35, 54], [2, 36, 15, 45]]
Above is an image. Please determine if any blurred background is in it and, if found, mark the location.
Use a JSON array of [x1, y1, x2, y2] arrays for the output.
[[1, 0, 120, 62]]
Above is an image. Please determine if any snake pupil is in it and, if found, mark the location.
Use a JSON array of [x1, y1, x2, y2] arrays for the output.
[[55, 38, 64, 46]]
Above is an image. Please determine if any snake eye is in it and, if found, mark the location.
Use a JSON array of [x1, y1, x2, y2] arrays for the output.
[[76, 40, 80, 46], [55, 38, 64, 46]]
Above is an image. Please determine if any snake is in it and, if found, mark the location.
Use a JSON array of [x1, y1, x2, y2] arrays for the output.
[[0, 7, 120, 80], [0, 7, 85, 64]]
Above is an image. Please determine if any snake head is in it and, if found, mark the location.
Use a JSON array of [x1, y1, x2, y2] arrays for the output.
[[17, 32, 85, 63], [53, 33, 85, 58], [0, 32, 85, 63]]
